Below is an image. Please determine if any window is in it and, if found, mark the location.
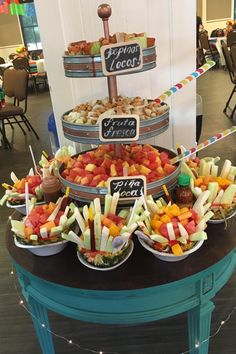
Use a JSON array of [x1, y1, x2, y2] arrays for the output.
[[19, 3, 42, 51]]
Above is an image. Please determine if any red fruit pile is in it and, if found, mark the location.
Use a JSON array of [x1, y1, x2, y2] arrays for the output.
[[60, 144, 177, 187]]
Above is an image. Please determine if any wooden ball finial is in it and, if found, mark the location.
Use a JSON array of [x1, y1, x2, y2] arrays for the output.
[[97, 4, 112, 19]]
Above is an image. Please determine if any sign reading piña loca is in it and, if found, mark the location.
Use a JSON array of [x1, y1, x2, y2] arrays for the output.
[[101, 41, 143, 76], [108, 176, 146, 200], [99, 115, 139, 142]]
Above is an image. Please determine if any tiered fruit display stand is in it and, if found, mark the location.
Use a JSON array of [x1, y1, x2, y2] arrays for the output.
[[60, 3, 180, 204]]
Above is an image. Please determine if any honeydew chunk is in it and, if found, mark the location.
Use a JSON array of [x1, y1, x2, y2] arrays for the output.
[[110, 192, 120, 215], [10, 172, 19, 183], [100, 226, 109, 251], [39, 154, 48, 167], [74, 207, 86, 233], [195, 187, 203, 197], [193, 191, 211, 214], [207, 182, 219, 203], [59, 214, 67, 227], [47, 197, 63, 221], [204, 211, 214, 222], [227, 174, 235, 182], [178, 222, 189, 239], [105, 236, 113, 253], [181, 161, 196, 179], [195, 219, 207, 232], [159, 197, 167, 207], [65, 214, 75, 228], [199, 159, 207, 176], [190, 178, 200, 198], [229, 166, 236, 179], [203, 202, 212, 213], [120, 225, 128, 234], [94, 198, 101, 214], [147, 200, 159, 215], [0, 194, 9, 206], [156, 200, 164, 209], [29, 197, 37, 213], [127, 222, 138, 234], [150, 234, 168, 243], [104, 194, 112, 216], [69, 202, 76, 213], [50, 226, 63, 236], [205, 161, 213, 176], [63, 230, 84, 248], [189, 231, 207, 241], [40, 227, 48, 238], [29, 234, 38, 241], [82, 205, 89, 223], [211, 165, 219, 178], [83, 228, 91, 249], [94, 213, 101, 250], [220, 184, 236, 205], [220, 159, 232, 179], [177, 236, 187, 245], [35, 186, 43, 200], [11, 220, 25, 237], [212, 189, 224, 207], [137, 221, 149, 234], [167, 222, 176, 240], [118, 209, 129, 219]]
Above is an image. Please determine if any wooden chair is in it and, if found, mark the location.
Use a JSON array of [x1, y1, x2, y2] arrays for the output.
[[199, 33, 220, 64], [222, 42, 236, 119], [0, 67, 39, 149], [12, 57, 47, 94]]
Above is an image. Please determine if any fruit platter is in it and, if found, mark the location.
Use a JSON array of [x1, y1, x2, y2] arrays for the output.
[[181, 157, 236, 223], [11, 196, 76, 256], [62, 96, 169, 144], [1, 172, 44, 214], [135, 191, 214, 261], [59, 144, 180, 203], [62, 193, 140, 270], [63, 32, 156, 78]]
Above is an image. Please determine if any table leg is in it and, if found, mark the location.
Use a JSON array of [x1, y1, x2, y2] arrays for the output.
[[187, 301, 215, 354], [28, 296, 55, 354]]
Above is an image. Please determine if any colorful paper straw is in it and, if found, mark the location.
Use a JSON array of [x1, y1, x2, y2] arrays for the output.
[[155, 61, 215, 104], [170, 126, 236, 164]]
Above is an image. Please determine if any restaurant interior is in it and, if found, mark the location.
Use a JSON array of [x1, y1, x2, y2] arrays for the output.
[[0, 1, 236, 354]]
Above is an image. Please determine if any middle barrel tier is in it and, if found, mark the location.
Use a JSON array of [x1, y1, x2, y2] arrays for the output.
[[62, 100, 169, 144], [59, 144, 180, 204]]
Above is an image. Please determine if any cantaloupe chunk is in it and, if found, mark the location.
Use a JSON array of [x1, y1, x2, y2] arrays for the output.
[[40, 221, 56, 232]]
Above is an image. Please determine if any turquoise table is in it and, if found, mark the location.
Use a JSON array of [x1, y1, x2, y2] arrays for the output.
[[6, 215, 236, 354]]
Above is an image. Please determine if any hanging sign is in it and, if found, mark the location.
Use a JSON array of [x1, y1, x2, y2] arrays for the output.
[[101, 41, 143, 76], [108, 176, 146, 200], [99, 114, 139, 142]]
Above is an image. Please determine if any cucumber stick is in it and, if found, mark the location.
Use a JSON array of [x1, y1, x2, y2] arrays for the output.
[[74, 207, 86, 233], [110, 192, 119, 214], [105, 236, 113, 253], [190, 231, 207, 241], [83, 228, 91, 249], [180, 162, 196, 179], [220, 159, 232, 179], [207, 182, 219, 203], [104, 194, 112, 216], [100, 226, 109, 251], [94, 213, 101, 250], [220, 184, 236, 204]]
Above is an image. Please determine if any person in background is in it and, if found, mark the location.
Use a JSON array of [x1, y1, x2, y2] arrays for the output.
[[196, 16, 203, 67]]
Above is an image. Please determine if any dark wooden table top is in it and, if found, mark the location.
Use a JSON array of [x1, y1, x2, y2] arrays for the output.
[[6, 213, 236, 291]]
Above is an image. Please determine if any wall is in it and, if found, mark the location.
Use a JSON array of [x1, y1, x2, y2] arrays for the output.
[[199, 0, 234, 35], [0, 14, 23, 60], [34, 0, 196, 152]]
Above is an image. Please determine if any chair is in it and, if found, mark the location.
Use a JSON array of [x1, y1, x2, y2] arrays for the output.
[[221, 42, 236, 119], [12, 57, 47, 94], [199, 33, 220, 64], [0, 67, 39, 149], [226, 30, 236, 47]]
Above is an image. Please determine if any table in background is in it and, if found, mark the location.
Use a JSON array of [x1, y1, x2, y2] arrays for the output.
[[6, 214, 236, 354]]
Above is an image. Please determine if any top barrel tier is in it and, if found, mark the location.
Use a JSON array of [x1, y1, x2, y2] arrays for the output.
[[63, 46, 156, 78]]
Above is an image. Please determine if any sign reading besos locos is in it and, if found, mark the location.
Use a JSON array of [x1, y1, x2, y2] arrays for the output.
[[99, 114, 140, 142], [108, 176, 146, 200], [101, 41, 143, 76]]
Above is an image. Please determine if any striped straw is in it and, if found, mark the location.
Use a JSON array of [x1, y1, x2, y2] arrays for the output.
[[155, 61, 215, 104], [170, 126, 236, 165]]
